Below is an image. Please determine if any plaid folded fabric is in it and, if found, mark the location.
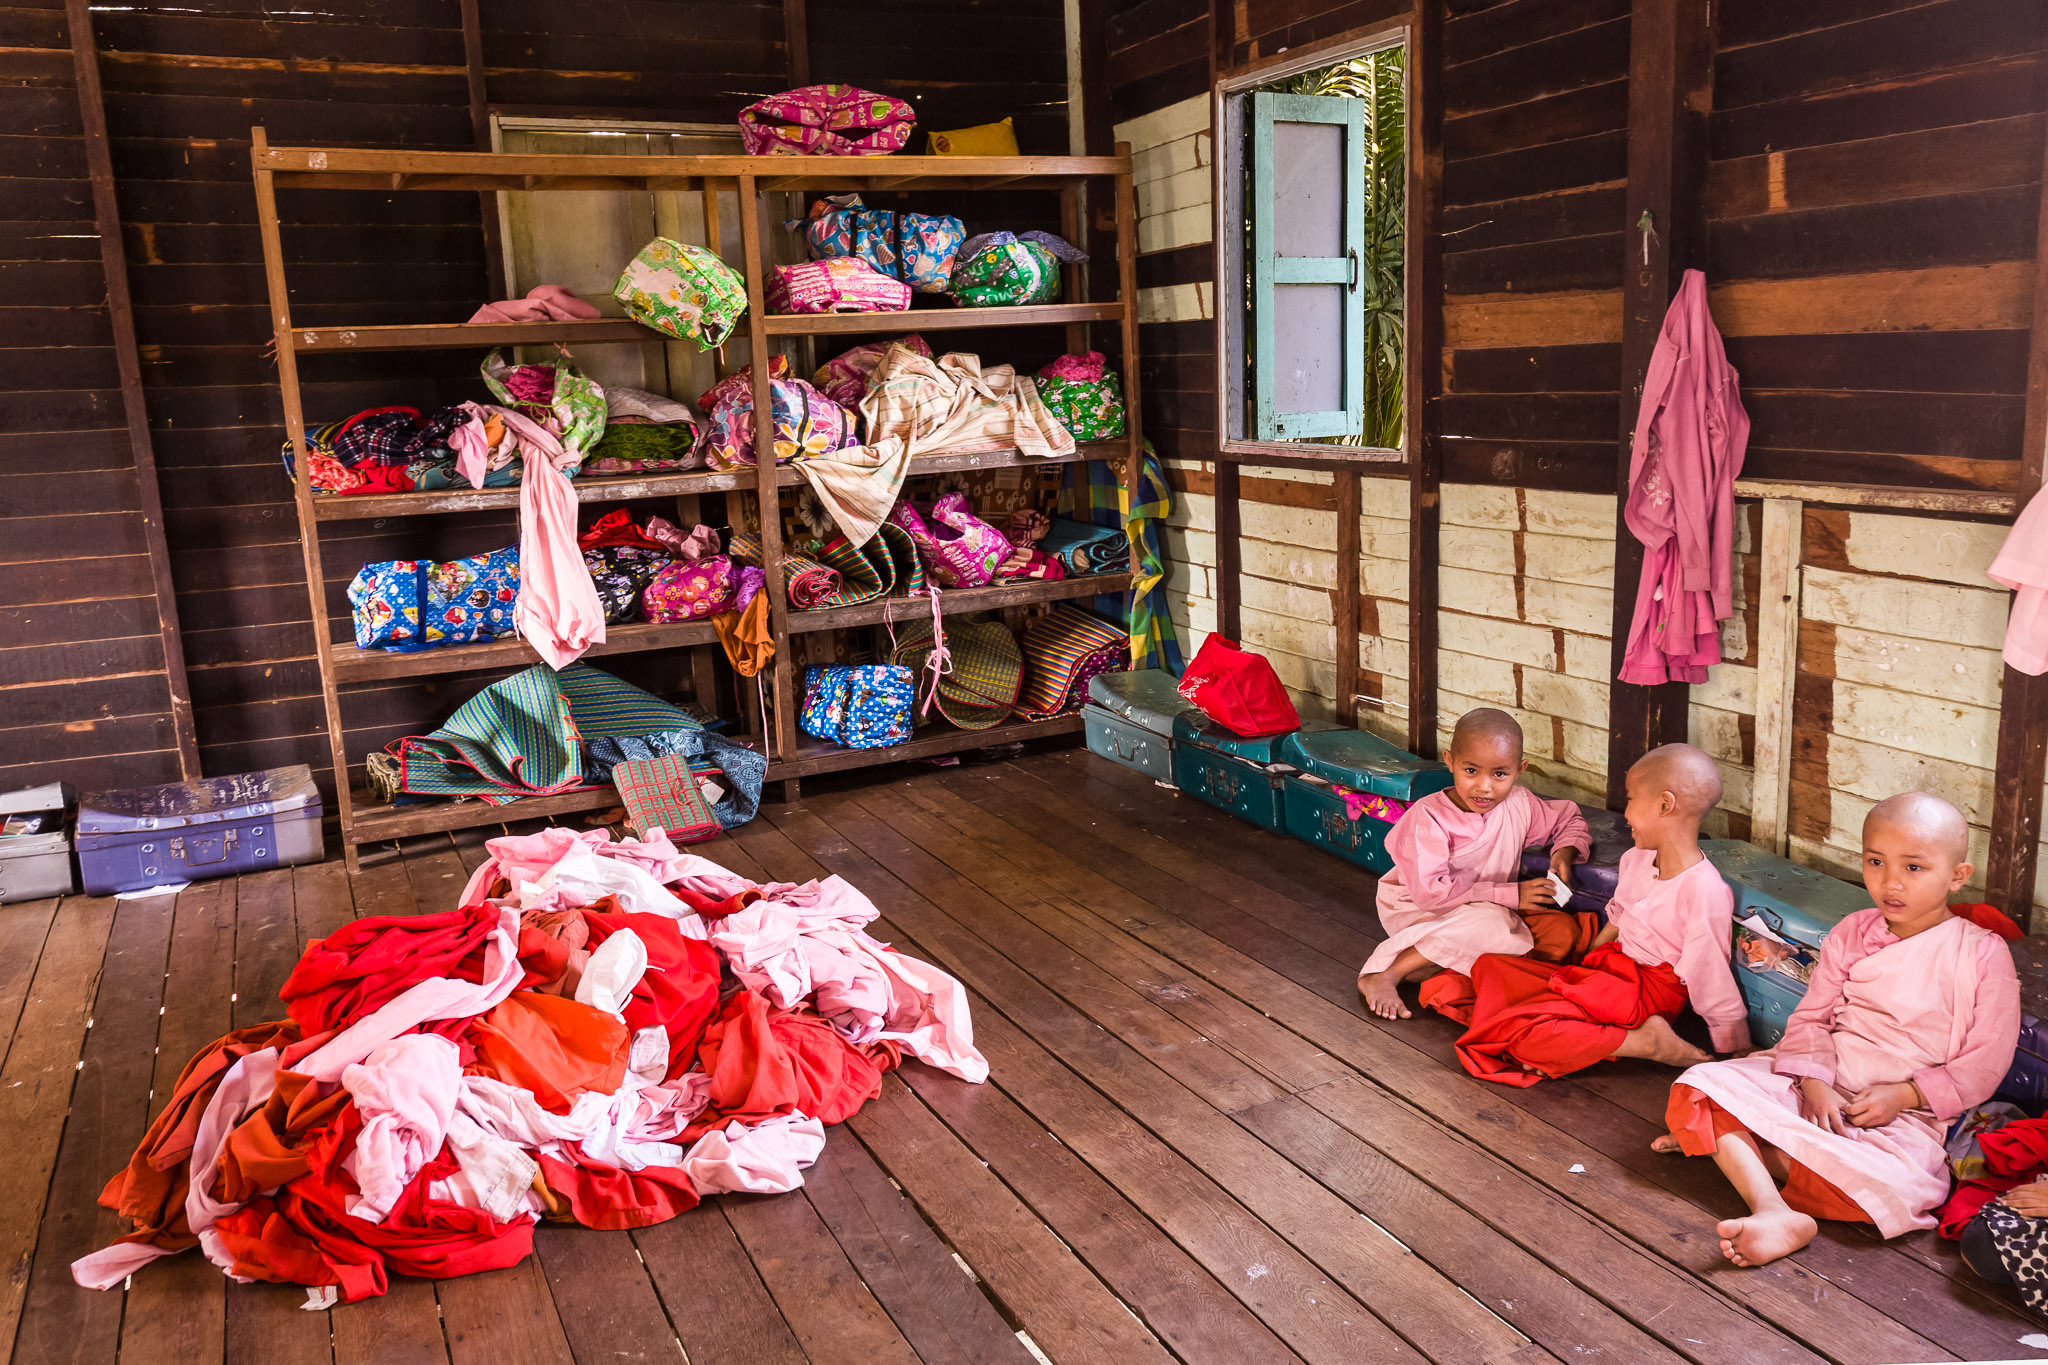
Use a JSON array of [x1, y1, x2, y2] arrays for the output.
[[612, 755, 722, 843], [995, 547, 1066, 581]]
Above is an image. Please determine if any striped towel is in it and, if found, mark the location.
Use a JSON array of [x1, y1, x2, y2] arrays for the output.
[[1015, 605, 1128, 719]]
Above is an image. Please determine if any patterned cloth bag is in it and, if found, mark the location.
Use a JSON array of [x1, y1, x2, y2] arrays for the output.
[[767, 257, 911, 315], [481, 351, 607, 460], [948, 232, 1086, 307], [700, 377, 860, 469], [613, 238, 749, 349], [1037, 352, 1128, 441], [790, 195, 964, 292], [643, 555, 739, 623], [349, 547, 520, 651], [812, 336, 932, 408], [799, 664, 916, 748], [739, 85, 916, 157], [610, 755, 722, 844], [583, 544, 674, 623], [888, 493, 1015, 588]]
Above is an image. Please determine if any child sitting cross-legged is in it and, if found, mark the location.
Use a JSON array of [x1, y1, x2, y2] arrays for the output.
[[1357, 707, 1592, 1021], [1452, 742, 1750, 1086], [1655, 792, 2020, 1268]]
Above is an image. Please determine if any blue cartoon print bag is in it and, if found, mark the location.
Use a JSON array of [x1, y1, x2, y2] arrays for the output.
[[348, 546, 520, 652], [799, 664, 915, 749], [789, 194, 965, 293]]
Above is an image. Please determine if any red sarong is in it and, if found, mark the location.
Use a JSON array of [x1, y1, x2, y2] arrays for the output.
[[1453, 943, 1689, 1087], [1665, 1084, 1873, 1224]]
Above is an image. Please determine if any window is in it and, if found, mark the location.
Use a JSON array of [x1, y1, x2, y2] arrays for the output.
[[1216, 37, 1407, 457]]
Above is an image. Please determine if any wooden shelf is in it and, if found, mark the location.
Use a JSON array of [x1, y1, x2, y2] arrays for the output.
[[349, 783, 623, 843], [307, 441, 1129, 519], [788, 573, 1131, 635], [293, 319, 656, 353], [767, 712, 1085, 778], [254, 145, 1130, 192], [330, 619, 721, 682], [762, 303, 1123, 336]]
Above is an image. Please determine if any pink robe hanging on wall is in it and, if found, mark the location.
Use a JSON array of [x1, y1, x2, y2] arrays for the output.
[[1618, 269, 1748, 686], [1990, 483, 2048, 675]]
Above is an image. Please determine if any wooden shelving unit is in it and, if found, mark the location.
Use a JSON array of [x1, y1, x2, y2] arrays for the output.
[[252, 130, 1143, 871]]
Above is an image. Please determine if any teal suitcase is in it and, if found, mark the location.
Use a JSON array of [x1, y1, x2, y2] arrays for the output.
[[1083, 670, 1196, 783], [1702, 839, 1871, 1047], [1276, 728, 1448, 873], [1170, 713, 1300, 831]]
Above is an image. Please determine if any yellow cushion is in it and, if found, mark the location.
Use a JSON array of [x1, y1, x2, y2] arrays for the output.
[[927, 117, 1020, 157]]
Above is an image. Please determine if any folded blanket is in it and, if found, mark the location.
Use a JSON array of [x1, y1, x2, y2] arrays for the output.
[[1037, 518, 1129, 576]]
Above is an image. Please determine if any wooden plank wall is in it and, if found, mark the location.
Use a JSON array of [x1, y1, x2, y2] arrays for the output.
[[1, 0, 1066, 807], [1115, 0, 2048, 912]]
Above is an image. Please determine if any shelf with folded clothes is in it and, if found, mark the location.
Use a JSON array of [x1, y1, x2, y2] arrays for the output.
[[329, 619, 723, 683], [766, 712, 1086, 779], [785, 572, 1133, 635], [307, 440, 1130, 520]]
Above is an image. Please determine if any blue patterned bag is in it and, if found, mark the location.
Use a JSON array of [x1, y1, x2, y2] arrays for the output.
[[799, 664, 914, 749], [348, 546, 520, 651], [789, 194, 965, 293]]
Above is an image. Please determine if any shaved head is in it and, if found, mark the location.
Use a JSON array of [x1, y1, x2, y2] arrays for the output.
[[1865, 792, 1970, 863], [1629, 743, 1723, 818], [1449, 708, 1524, 762]]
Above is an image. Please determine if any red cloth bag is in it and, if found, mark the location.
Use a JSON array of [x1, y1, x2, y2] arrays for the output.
[[1176, 634, 1300, 736]]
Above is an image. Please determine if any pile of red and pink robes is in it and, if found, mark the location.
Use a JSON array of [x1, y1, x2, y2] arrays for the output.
[[71, 828, 985, 1304]]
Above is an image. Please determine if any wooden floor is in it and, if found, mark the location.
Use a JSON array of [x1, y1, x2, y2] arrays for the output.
[[4, 745, 2044, 1365]]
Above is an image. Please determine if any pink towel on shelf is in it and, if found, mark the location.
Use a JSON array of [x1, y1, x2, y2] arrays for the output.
[[467, 286, 601, 325], [1991, 484, 2048, 675]]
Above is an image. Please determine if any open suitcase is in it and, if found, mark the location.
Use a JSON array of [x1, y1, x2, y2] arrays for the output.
[[1701, 839, 1870, 1048]]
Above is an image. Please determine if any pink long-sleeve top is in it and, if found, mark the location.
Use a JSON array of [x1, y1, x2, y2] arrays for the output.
[[1383, 787, 1593, 913], [1769, 907, 2020, 1122], [1607, 848, 1750, 1053]]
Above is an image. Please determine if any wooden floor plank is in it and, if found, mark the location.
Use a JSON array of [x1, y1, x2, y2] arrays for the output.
[[436, 1260, 575, 1365], [0, 895, 118, 1355], [332, 1281, 451, 1365], [632, 1204, 807, 1365], [530, 1225, 687, 1365], [12, 894, 176, 1365], [797, 790, 1555, 1365], [891, 1059, 1307, 1365], [0, 898, 60, 1072], [293, 861, 356, 946], [397, 836, 476, 919], [848, 1076, 1181, 1365], [1004, 757, 2042, 1359], [722, 1189, 925, 1365], [798, 1129, 1037, 1365], [971, 758, 1951, 1364]]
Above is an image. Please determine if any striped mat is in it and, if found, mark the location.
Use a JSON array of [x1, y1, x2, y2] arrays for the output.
[[1014, 604, 1128, 720]]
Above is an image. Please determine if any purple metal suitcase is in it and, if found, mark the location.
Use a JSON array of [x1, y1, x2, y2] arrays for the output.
[[76, 765, 325, 895]]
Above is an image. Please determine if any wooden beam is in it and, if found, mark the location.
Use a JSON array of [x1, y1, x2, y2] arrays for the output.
[[65, 0, 199, 781], [456, 0, 505, 299], [1748, 498, 1803, 855], [1334, 471, 1361, 727], [1604, 0, 1714, 806], [784, 0, 810, 86], [1214, 461, 1242, 642], [1985, 111, 2048, 927], [1406, 0, 1445, 760]]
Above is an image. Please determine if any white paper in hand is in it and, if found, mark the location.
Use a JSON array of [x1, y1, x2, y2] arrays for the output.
[[1547, 872, 1573, 907]]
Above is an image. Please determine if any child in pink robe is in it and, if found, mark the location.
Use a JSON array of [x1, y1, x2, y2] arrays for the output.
[[1456, 744, 1750, 1085], [1657, 792, 2020, 1267], [1358, 708, 1591, 1021]]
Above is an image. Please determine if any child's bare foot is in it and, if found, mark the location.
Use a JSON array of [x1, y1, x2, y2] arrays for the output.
[[1715, 1210, 1816, 1267], [1613, 1015, 1712, 1067], [1359, 971, 1412, 1020], [1650, 1134, 1683, 1154]]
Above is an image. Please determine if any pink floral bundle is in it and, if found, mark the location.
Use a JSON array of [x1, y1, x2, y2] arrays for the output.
[[738, 84, 916, 157], [766, 258, 911, 315]]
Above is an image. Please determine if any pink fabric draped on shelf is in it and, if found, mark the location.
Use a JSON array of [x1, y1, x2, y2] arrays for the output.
[[466, 286, 601, 325], [1617, 269, 1749, 686]]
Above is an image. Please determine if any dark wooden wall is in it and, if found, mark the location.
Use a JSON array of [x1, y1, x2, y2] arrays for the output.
[[2, 0, 1066, 805]]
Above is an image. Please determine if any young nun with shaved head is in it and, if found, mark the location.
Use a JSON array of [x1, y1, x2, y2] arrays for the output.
[[1451, 743, 1751, 1085], [1657, 792, 2020, 1268], [1358, 708, 1592, 1021]]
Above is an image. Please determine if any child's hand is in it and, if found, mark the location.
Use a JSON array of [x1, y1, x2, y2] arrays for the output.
[[1517, 878, 1558, 912], [1843, 1081, 1920, 1129], [1589, 923, 1620, 950], [1549, 847, 1579, 882], [2005, 1178, 2048, 1218], [1796, 1076, 1850, 1135]]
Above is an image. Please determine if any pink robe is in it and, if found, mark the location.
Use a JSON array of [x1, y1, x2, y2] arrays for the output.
[[1361, 787, 1592, 978], [1608, 849, 1750, 1053], [1618, 268, 1748, 686], [1991, 483, 2048, 675], [1672, 909, 2019, 1237]]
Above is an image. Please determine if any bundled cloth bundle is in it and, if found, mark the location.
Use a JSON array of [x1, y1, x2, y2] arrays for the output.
[[1037, 517, 1129, 575], [71, 827, 987, 1302]]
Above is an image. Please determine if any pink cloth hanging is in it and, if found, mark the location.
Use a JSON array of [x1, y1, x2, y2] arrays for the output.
[[1617, 269, 1748, 686], [467, 285, 601, 325], [1990, 483, 2048, 675]]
